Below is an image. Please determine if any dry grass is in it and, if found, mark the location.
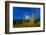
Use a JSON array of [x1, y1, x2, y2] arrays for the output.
[[13, 20, 40, 28]]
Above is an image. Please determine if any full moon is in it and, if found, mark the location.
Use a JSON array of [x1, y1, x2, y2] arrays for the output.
[[25, 16, 29, 19]]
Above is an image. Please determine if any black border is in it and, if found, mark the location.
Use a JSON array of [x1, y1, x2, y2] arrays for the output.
[[5, 1, 45, 34]]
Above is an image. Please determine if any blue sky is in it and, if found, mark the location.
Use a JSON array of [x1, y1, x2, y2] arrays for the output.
[[13, 7, 40, 20]]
